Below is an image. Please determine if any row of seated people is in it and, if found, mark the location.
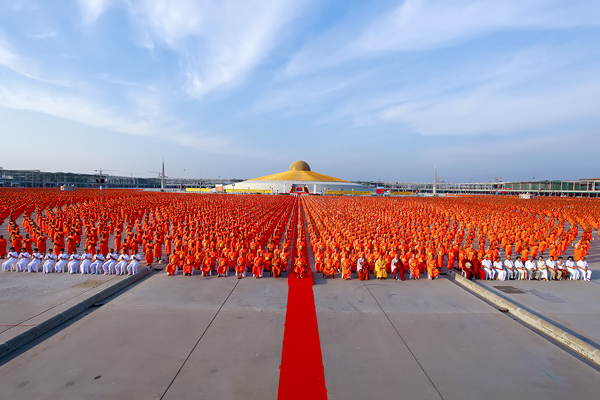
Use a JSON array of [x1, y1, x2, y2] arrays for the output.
[[164, 248, 310, 279], [1, 247, 142, 276], [464, 255, 592, 281], [318, 253, 442, 281]]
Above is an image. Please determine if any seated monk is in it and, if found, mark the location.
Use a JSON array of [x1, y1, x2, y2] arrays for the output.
[[165, 253, 179, 276], [314, 251, 324, 273], [217, 257, 228, 277], [202, 254, 213, 277], [357, 254, 369, 280], [375, 255, 387, 280], [323, 256, 336, 278], [236, 252, 246, 279], [341, 256, 352, 280], [272, 256, 283, 278], [182, 254, 194, 276], [409, 255, 420, 280], [253, 252, 264, 279], [426, 258, 439, 280], [463, 261, 474, 279], [263, 251, 273, 276], [294, 255, 308, 278]]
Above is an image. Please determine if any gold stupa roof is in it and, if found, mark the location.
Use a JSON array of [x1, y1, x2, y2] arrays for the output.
[[248, 161, 349, 182]]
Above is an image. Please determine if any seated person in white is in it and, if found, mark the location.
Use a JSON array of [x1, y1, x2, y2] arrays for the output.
[[27, 248, 43, 273], [481, 256, 495, 280], [43, 249, 57, 273], [577, 257, 592, 281], [2, 247, 19, 271], [55, 249, 69, 273], [494, 259, 507, 281], [566, 256, 579, 280]]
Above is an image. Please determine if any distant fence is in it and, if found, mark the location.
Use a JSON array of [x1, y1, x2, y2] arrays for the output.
[[324, 190, 372, 196], [185, 188, 211, 193], [225, 189, 272, 194]]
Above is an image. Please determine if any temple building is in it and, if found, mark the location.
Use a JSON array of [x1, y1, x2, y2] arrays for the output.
[[223, 160, 370, 194]]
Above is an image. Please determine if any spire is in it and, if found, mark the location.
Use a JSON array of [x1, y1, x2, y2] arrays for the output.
[[433, 164, 437, 195], [161, 158, 165, 190]]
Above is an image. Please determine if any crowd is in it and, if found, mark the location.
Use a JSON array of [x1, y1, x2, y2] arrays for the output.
[[0, 189, 598, 283]]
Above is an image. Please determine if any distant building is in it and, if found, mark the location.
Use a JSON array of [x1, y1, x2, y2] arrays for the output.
[[224, 160, 370, 194]]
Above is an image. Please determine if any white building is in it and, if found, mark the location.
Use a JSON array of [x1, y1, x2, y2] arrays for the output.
[[224, 160, 369, 194]]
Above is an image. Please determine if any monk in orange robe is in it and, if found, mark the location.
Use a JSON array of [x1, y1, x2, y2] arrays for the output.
[[165, 253, 179, 276], [145, 243, 154, 266], [183, 253, 194, 276], [0, 235, 7, 258], [409, 255, 420, 280], [341, 256, 352, 280], [236, 251, 247, 278], [272, 256, 283, 278], [217, 257, 228, 277], [323, 255, 336, 278], [294, 255, 307, 278], [253, 252, 264, 278], [426, 258, 439, 280], [202, 253, 214, 277]]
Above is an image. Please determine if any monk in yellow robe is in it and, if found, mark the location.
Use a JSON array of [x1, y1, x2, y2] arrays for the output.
[[375, 255, 387, 280]]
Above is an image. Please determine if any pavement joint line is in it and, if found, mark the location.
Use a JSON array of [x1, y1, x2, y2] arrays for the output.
[[0, 267, 153, 359], [159, 278, 241, 400], [362, 281, 445, 400], [448, 271, 600, 367], [0, 274, 121, 335]]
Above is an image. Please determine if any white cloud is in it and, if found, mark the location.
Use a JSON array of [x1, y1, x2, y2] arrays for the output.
[[0, 35, 22, 73], [0, 83, 240, 155], [31, 30, 58, 40], [126, 0, 309, 97], [79, 0, 112, 25], [379, 80, 600, 136], [284, 0, 600, 77]]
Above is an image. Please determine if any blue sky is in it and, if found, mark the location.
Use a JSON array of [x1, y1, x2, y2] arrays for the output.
[[0, 0, 599, 183]]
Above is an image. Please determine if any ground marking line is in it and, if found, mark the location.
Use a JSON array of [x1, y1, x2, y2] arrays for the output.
[[159, 278, 241, 400], [363, 281, 445, 400]]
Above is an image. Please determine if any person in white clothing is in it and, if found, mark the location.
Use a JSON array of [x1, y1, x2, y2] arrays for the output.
[[114, 249, 130, 275], [556, 257, 566, 280], [42, 249, 57, 273], [514, 256, 526, 280], [103, 249, 117, 275], [68, 251, 81, 274], [481, 256, 494, 280], [16, 250, 31, 272], [391, 255, 399, 280], [55, 249, 69, 273], [2, 247, 19, 271], [577, 256, 592, 281], [127, 249, 141, 275], [90, 253, 105, 275], [565, 256, 579, 280], [356, 255, 365, 272], [493, 259, 506, 281], [79, 250, 92, 274], [504, 256, 515, 280], [525, 256, 538, 280], [537, 256, 548, 281], [546, 256, 557, 281], [28, 248, 42, 272]]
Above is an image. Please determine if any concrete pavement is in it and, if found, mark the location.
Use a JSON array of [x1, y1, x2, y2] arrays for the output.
[[0, 268, 152, 358], [1, 269, 599, 399]]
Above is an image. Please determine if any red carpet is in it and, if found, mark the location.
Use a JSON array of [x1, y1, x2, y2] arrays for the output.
[[278, 199, 327, 400]]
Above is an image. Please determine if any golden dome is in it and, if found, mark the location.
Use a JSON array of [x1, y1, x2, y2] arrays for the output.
[[247, 160, 349, 183], [289, 160, 311, 172]]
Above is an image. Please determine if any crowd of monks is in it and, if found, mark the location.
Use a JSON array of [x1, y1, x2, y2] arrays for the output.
[[302, 195, 597, 282], [0, 188, 598, 283]]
